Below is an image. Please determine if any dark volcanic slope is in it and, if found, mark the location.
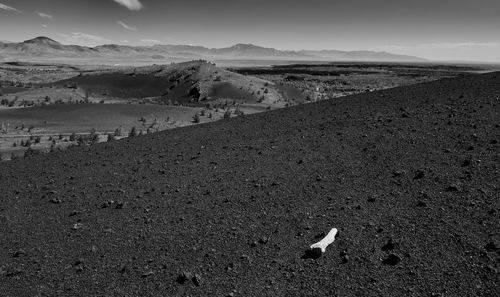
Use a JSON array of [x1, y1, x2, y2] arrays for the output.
[[1, 73, 499, 296]]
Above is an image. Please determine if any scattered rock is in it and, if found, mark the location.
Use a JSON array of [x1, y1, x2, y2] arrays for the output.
[[486, 265, 498, 274], [484, 242, 498, 252], [5, 268, 23, 277], [340, 251, 349, 263], [73, 258, 84, 266], [445, 185, 459, 192], [414, 170, 425, 180], [192, 273, 202, 286], [176, 271, 192, 284], [258, 237, 269, 244], [416, 200, 427, 207], [392, 170, 406, 177], [69, 210, 82, 217], [382, 254, 401, 266], [141, 270, 154, 278], [72, 223, 84, 230], [12, 249, 26, 258], [49, 197, 63, 204], [381, 239, 397, 251], [75, 265, 84, 272], [301, 248, 322, 260]]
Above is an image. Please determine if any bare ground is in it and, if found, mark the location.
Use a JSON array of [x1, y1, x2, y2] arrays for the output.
[[0, 72, 499, 296]]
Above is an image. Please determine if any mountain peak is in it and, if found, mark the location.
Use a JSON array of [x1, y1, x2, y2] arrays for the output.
[[230, 43, 264, 50], [23, 36, 61, 46]]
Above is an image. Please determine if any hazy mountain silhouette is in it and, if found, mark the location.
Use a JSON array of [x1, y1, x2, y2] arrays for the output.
[[0, 37, 427, 62]]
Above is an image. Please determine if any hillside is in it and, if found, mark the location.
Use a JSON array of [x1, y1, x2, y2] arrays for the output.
[[48, 60, 282, 105], [0, 72, 499, 296], [0, 37, 426, 63]]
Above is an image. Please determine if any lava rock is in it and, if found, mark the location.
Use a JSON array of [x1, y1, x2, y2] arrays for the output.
[[416, 200, 427, 207], [258, 237, 269, 244], [12, 249, 26, 258], [381, 239, 397, 251], [301, 248, 322, 260], [192, 273, 202, 286], [382, 254, 401, 266], [340, 251, 349, 263], [141, 270, 154, 278], [484, 242, 498, 252], [176, 271, 193, 284], [414, 170, 425, 180]]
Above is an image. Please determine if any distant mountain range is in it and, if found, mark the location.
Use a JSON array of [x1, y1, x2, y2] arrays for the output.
[[0, 36, 426, 63]]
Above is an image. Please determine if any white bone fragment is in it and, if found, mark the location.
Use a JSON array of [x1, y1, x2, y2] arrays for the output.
[[310, 228, 338, 253]]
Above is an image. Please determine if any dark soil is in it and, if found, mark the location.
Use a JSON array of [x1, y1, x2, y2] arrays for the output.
[[51, 73, 173, 99], [208, 82, 257, 102], [1, 72, 499, 296], [49, 73, 203, 104]]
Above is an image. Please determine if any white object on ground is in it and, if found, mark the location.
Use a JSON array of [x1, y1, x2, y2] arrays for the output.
[[310, 228, 338, 253]]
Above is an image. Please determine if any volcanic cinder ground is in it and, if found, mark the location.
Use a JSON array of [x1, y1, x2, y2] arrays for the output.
[[0, 72, 499, 296]]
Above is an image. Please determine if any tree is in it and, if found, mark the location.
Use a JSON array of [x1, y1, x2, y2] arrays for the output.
[[114, 126, 122, 137], [129, 126, 137, 137]]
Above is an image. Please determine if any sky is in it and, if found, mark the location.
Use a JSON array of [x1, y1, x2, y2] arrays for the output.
[[0, 0, 499, 62]]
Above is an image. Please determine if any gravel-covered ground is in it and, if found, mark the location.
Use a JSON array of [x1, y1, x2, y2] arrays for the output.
[[0, 72, 499, 296]]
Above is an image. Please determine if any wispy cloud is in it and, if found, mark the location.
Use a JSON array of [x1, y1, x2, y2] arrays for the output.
[[112, 0, 143, 11], [37, 12, 53, 19], [117, 20, 138, 31], [57, 32, 113, 46], [0, 2, 21, 13], [42, 24, 48, 28]]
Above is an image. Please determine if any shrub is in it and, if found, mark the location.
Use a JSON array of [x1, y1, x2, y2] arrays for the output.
[[234, 107, 244, 116], [107, 134, 115, 142], [69, 132, 76, 142], [24, 147, 40, 158], [90, 130, 99, 144], [192, 113, 200, 123], [223, 110, 231, 119]]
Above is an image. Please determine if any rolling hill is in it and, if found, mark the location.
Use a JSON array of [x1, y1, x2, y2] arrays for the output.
[[46, 60, 282, 105]]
